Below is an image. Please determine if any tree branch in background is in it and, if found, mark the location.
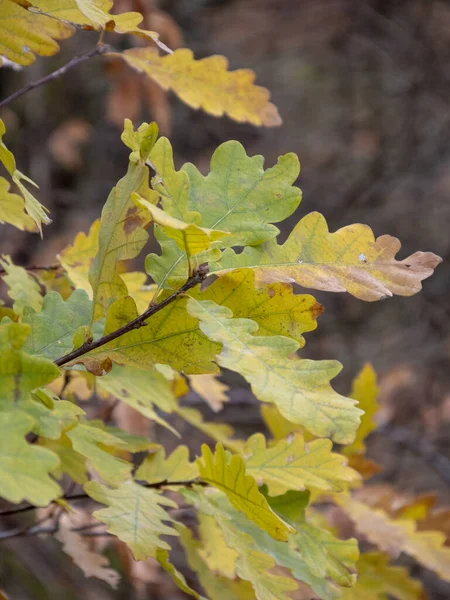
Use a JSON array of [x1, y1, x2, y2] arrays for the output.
[[0, 45, 110, 110]]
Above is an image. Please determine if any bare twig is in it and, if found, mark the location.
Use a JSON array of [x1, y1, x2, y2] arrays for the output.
[[0, 263, 60, 276], [54, 265, 209, 368], [0, 45, 110, 110]]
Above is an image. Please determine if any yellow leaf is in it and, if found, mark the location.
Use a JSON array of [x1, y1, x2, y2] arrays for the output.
[[197, 443, 295, 541], [336, 495, 450, 582], [111, 48, 282, 127], [0, 0, 73, 66], [244, 432, 360, 495], [343, 364, 379, 456], [260, 404, 302, 441], [85, 479, 178, 560], [189, 374, 229, 413], [59, 219, 100, 295], [200, 269, 322, 347], [136, 445, 198, 483], [341, 552, 423, 600], [215, 211, 442, 301], [0, 177, 35, 231], [186, 298, 362, 444], [197, 513, 238, 579], [0, 255, 43, 316], [120, 271, 156, 313]]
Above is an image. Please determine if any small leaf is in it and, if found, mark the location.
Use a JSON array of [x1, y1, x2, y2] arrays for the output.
[[215, 211, 442, 301], [0, 177, 35, 231], [197, 443, 294, 541], [58, 219, 100, 294], [245, 432, 360, 495], [66, 422, 132, 485], [186, 299, 362, 444], [111, 48, 282, 127], [56, 515, 120, 588], [85, 479, 178, 560], [0, 322, 60, 406], [0, 410, 61, 505], [136, 446, 198, 483], [343, 364, 379, 456], [189, 374, 229, 413], [0, 255, 43, 316]]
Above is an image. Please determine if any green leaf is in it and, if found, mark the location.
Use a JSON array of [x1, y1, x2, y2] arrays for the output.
[[0, 322, 60, 405], [199, 268, 322, 346], [214, 211, 442, 301], [0, 410, 61, 505], [39, 434, 88, 484], [186, 299, 362, 444], [136, 446, 198, 483], [341, 552, 423, 600], [0, 255, 43, 316], [88, 122, 159, 324], [26, 389, 85, 439], [197, 443, 294, 541], [76, 296, 220, 376], [85, 480, 178, 560], [343, 363, 379, 456], [182, 141, 300, 247], [22, 290, 102, 361], [97, 364, 179, 433], [244, 432, 360, 495], [0, 176, 35, 231], [121, 119, 159, 163], [66, 422, 132, 485]]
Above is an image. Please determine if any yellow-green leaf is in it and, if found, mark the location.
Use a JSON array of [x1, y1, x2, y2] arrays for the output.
[[26, 388, 84, 439], [186, 299, 362, 444], [111, 48, 281, 127], [197, 512, 238, 578], [343, 363, 379, 456], [215, 211, 442, 301], [0, 322, 60, 405], [199, 268, 322, 346], [197, 443, 294, 541], [85, 479, 178, 560], [0, 410, 61, 505], [0, 255, 43, 316], [136, 446, 198, 483], [66, 422, 132, 485], [39, 434, 88, 484], [244, 432, 360, 495], [0, 177, 35, 231], [156, 548, 203, 600], [58, 219, 100, 294], [0, 0, 73, 66], [189, 374, 229, 413], [175, 406, 243, 453]]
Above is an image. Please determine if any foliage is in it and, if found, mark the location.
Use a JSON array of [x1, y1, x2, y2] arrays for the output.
[[0, 2, 445, 598]]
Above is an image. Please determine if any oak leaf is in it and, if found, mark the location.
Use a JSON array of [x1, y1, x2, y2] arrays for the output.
[[0, 177, 35, 231], [0, 255, 43, 316], [189, 374, 229, 413], [136, 445, 198, 483], [343, 364, 379, 456]]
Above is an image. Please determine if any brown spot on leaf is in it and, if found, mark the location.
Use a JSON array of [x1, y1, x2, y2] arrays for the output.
[[267, 287, 276, 298], [311, 301, 324, 318], [123, 205, 145, 235]]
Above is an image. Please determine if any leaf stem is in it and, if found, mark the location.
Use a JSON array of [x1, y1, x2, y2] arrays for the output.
[[54, 265, 209, 368], [0, 45, 110, 110]]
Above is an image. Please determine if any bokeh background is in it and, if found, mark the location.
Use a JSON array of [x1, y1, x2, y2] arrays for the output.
[[1, 0, 450, 598]]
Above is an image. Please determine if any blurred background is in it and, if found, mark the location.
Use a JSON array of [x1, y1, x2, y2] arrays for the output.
[[1, 0, 450, 597]]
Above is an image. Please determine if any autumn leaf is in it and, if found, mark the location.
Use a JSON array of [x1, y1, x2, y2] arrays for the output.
[[175, 406, 244, 453], [343, 364, 379, 456], [156, 548, 203, 599], [26, 388, 85, 439], [110, 48, 282, 127], [186, 298, 362, 444], [189, 374, 229, 412], [58, 219, 100, 294], [0, 255, 43, 316], [0, 322, 60, 406], [197, 513, 238, 578], [85, 479, 178, 560], [39, 434, 88, 484], [336, 495, 450, 582], [341, 552, 423, 600], [215, 211, 442, 301], [197, 443, 295, 541], [0, 177, 35, 231], [199, 268, 322, 347], [136, 445, 198, 483], [0, 410, 61, 505], [0, 0, 73, 66], [88, 121, 159, 324], [244, 432, 360, 495]]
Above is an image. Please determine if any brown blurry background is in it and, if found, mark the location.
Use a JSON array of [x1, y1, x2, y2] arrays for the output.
[[1, 0, 450, 598]]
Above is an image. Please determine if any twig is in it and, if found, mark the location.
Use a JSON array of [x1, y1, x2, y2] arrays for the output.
[[0, 478, 206, 519], [0, 45, 110, 110], [54, 265, 209, 368], [0, 263, 60, 276]]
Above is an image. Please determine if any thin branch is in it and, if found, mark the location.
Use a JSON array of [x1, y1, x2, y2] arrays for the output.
[[0, 44, 110, 110], [0, 263, 60, 276], [54, 265, 209, 368], [0, 478, 206, 519]]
